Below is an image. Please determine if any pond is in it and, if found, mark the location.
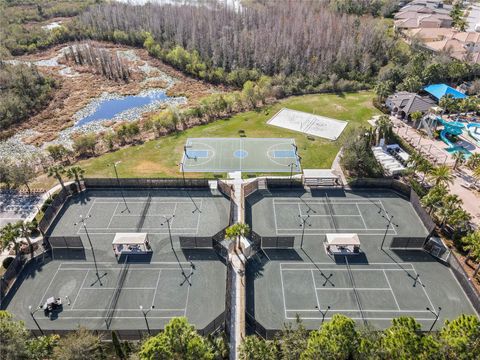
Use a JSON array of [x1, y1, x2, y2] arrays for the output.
[[75, 90, 182, 127]]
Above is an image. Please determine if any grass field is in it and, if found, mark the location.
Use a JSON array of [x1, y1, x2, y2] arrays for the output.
[[77, 91, 380, 178]]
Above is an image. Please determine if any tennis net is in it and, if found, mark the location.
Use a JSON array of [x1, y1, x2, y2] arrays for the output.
[[136, 193, 152, 231], [105, 257, 129, 328], [325, 194, 338, 231], [345, 256, 366, 325]]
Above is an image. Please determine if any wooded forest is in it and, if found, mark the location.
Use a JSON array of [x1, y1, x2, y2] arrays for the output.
[[0, 62, 55, 132], [78, 1, 391, 89]]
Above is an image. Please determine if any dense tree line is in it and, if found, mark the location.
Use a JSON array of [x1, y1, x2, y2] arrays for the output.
[[0, 0, 99, 56], [328, 0, 399, 17], [1, 310, 478, 360], [77, 1, 391, 93], [240, 314, 480, 360], [0, 62, 55, 131], [375, 50, 480, 104]]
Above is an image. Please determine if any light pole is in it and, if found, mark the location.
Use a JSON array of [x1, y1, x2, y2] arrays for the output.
[[288, 162, 295, 188], [28, 305, 44, 337], [161, 215, 175, 250], [315, 305, 330, 324], [75, 214, 100, 283], [110, 161, 129, 213], [179, 162, 186, 187], [380, 214, 396, 250], [139, 305, 154, 335], [299, 214, 311, 249], [426, 306, 442, 332]]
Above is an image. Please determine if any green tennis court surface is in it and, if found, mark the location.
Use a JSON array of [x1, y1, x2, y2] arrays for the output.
[[246, 189, 477, 333], [2, 189, 229, 332], [181, 138, 301, 172]]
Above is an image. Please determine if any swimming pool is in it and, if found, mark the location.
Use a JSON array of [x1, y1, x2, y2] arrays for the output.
[[446, 146, 473, 159]]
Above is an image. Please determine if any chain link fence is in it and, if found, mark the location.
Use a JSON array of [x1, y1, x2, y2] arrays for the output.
[[84, 178, 212, 189]]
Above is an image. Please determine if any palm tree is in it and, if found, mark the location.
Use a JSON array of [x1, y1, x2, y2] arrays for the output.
[[428, 165, 454, 187], [47, 165, 66, 192], [225, 223, 250, 252], [66, 166, 85, 191], [408, 151, 424, 172], [410, 111, 423, 128], [0, 223, 21, 256], [375, 115, 393, 144], [15, 221, 37, 258], [473, 166, 480, 185], [421, 185, 448, 215], [466, 154, 480, 170], [418, 159, 433, 182], [435, 194, 462, 231], [462, 231, 480, 279], [452, 151, 465, 170]]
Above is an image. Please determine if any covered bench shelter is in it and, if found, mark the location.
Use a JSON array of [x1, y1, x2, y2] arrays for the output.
[[324, 233, 361, 255], [112, 233, 151, 257], [303, 169, 340, 187]]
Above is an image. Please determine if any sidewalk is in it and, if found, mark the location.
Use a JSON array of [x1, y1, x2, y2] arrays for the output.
[[391, 118, 480, 226]]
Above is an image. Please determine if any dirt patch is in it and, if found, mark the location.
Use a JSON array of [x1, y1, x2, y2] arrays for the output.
[[10, 42, 225, 145], [133, 160, 175, 176]]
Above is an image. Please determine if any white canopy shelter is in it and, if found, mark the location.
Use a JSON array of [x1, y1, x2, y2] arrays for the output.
[[303, 169, 340, 187], [112, 233, 151, 256], [324, 233, 361, 255]]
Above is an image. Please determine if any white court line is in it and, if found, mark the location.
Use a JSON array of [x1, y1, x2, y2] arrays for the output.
[[170, 202, 178, 228], [39, 267, 62, 306], [380, 201, 397, 235], [151, 270, 162, 308], [283, 268, 414, 272], [273, 199, 279, 236], [356, 204, 368, 230], [184, 271, 192, 317], [285, 309, 432, 313], [280, 262, 287, 319], [72, 270, 89, 309], [411, 267, 436, 310], [63, 308, 185, 311], [314, 288, 391, 291], [60, 261, 193, 266], [194, 201, 203, 235], [106, 203, 119, 229], [280, 262, 416, 268], [80, 287, 157, 290], [274, 200, 384, 205], [39, 316, 184, 320], [383, 270, 401, 311], [449, 268, 480, 316], [285, 315, 434, 321], [311, 270, 321, 311], [92, 201, 197, 204]]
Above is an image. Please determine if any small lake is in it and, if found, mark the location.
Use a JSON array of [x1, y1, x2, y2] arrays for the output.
[[75, 91, 178, 127]]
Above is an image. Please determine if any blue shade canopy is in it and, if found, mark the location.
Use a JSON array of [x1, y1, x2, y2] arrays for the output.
[[424, 84, 467, 100]]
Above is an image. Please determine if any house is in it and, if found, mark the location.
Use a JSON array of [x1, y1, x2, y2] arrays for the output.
[[394, 0, 453, 29], [386, 91, 436, 119]]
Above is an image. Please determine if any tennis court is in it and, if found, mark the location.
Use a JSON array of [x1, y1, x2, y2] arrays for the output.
[[246, 189, 478, 333], [2, 188, 229, 332], [181, 138, 301, 173]]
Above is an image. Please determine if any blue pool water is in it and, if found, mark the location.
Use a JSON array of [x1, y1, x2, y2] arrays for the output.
[[446, 146, 473, 159], [75, 91, 171, 127]]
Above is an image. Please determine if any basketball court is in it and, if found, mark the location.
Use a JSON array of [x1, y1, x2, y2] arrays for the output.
[[181, 138, 301, 173]]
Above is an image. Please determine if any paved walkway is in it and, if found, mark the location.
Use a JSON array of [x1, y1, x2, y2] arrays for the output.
[[467, 3, 480, 32], [392, 118, 480, 226]]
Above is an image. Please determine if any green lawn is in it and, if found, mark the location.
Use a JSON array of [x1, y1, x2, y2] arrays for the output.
[[79, 91, 380, 178]]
